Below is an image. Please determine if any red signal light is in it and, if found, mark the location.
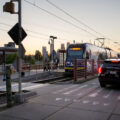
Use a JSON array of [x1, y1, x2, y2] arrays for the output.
[[98, 67, 102, 74], [111, 61, 119, 63]]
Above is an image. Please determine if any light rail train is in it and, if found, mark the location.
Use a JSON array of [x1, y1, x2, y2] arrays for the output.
[[64, 43, 118, 74]]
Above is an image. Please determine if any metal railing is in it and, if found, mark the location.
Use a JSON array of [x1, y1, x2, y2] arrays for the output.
[[73, 59, 104, 82]]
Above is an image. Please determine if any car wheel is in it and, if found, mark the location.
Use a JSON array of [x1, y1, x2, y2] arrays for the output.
[[100, 82, 106, 87]]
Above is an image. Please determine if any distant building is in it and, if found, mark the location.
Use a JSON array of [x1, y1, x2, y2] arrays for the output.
[[67, 42, 70, 48], [61, 43, 65, 50], [4, 42, 15, 48], [42, 46, 48, 61]]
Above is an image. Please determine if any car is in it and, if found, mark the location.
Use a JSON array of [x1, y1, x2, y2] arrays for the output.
[[98, 59, 120, 87]]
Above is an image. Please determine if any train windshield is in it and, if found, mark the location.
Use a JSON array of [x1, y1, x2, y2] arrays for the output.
[[67, 47, 83, 59]]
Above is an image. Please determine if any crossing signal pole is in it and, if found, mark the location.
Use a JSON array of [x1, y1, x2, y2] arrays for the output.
[[3, 0, 23, 103]]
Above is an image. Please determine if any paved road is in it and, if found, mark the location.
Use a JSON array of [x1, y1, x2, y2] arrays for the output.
[[0, 78, 120, 120]]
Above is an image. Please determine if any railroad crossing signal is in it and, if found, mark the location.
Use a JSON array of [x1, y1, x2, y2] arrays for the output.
[[3, 2, 15, 14], [8, 23, 27, 45]]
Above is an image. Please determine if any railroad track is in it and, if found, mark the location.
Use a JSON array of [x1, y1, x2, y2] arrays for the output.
[[33, 76, 73, 84], [49, 77, 73, 84]]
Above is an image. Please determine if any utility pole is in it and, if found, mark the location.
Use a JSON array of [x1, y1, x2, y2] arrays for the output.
[[73, 40, 75, 44], [96, 38, 105, 47], [48, 36, 57, 70]]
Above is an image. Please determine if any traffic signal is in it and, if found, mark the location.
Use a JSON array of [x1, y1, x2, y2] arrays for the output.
[[3, 2, 15, 14]]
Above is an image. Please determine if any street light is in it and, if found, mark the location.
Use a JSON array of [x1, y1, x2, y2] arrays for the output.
[[48, 35, 57, 70]]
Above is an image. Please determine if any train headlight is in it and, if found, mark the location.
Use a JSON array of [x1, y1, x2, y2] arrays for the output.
[[65, 61, 70, 65]]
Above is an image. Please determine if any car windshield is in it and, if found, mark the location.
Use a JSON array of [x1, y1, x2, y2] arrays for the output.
[[67, 48, 83, 59], [103, 61, 120, 67]]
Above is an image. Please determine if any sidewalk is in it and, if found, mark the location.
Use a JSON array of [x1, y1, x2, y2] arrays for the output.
[[0, 78, 120, 120]]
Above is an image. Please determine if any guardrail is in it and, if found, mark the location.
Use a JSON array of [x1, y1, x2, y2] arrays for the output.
[[73, 59, 104, 82]]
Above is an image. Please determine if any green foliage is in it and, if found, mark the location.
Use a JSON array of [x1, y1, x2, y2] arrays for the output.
[[23, 55, 32, 63], [6, 53, 17, 64], [30, 58, 35, 64], [35, 50, 42, 61], [23, 55, 35, 64]]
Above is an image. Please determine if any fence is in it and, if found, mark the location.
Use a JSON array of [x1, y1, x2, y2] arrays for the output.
[[73, 59, 104, 82]]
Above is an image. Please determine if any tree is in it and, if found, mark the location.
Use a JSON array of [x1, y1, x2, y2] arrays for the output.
[[6, 53, 17, 64], [30, 58, 35, 65], [34, 50, 42, 61], [23, 55, 32, 63]]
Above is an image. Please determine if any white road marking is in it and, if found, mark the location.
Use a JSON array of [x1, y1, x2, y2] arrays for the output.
[[73, 99, 80, 102], [89, 89, 103, 97], [63, 85, 88, 95], [103, 90, 113, 99], [93, 101, 99, 105], [83, 100, 89, 104], [77, 86, 96, 96], [64, 98, 71, 102], [55, 98, 62, 101], [53, 85, 78, 94], [103, 103, 109, 106]]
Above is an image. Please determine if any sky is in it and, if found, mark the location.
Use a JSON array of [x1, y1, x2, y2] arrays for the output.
[[0, 0, 120, 55]]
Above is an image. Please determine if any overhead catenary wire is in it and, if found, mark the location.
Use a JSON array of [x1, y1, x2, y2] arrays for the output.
[[0, 22, 118, 51], [0, 22, 74, 42], [46, 0, 119, 45], [24, 0, 119, 49], [46, 0, 105, 38], [0, 20, 119, 47], [24, 0, 98, 38]]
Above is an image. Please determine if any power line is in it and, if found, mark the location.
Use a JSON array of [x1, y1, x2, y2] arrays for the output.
[[24, 0, 98, 38], [46, 0, 105, 37], [46, 0, 120, 45], [0, 21, 118, 50], [0, 22, 72, 42], [0, 23, 12, 27], [0, 28, 8, 32]]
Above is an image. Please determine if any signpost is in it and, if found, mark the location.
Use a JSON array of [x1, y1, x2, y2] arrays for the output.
[[3, 0, 27, 103], [8, 23, 27, 45]]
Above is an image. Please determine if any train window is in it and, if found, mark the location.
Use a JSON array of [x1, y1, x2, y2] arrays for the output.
[[68, 48, 83, 59]]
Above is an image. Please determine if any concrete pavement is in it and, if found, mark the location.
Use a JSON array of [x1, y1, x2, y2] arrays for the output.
[[0, 78, 120, 120]]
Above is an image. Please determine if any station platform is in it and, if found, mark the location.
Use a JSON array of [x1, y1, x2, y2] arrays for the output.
[[0, 68, 65, 93], [0, 68, 65, 86]]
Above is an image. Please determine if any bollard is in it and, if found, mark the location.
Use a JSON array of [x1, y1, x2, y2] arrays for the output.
[[6, 66, 13, 107]]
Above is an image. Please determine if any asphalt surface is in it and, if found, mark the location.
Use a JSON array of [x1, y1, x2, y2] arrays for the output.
[[0, 78, 120, 120]]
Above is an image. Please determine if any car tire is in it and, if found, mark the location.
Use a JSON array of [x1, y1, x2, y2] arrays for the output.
[[100, 82, 106, 87]]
